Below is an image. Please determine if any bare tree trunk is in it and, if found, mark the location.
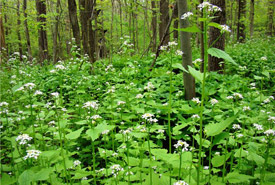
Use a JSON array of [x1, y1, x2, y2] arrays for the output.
[[68, 0, 81, 47], [237, 0, 246, 42], [159, 0, 170, 45], [36, 0, 49, 64], [53, 0, 61, 63], [23, 0, 32, 61], [0, 6, 6, 64], [199, 0, 205, 72], [267, 0, 274, 36], [172, 3, 178, 41], [249, 0, 254, 38], [17, 0, 23, 61], [178, 0, 195, 100], [151, 0, 157, 52], [208, 0, 226, 73]]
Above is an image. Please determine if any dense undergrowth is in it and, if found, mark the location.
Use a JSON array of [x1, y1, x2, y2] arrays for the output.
[[0, 38, 274, 185]]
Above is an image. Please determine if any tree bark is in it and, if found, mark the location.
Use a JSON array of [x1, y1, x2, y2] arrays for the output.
[[68, 0, 81, 47], [36, 0, 49, 64], [151, 0, 157, 52], [0, 6, 6, 64], [17, 0, 23, 61], [178, 0, 196, 100], [267, 0, 274, 36], [199, 0, 205, 72], [53, 0, 61, 63], [23, 0, 32, 61], [237, 0, 246, 42], [172, 3, 178, 41], [208, 0, 226, 73], [249, 0, 254, 38], [159, 0, 169, 45]]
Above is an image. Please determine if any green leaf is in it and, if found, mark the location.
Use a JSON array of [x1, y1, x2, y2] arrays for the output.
[[172, 63, 189, 73], [1, 173, 17, 185], [177, 25, 201, 33], [65, 127, 84, 140], [208, 48, 237, 66], [86, 123, 115, 141], [33, 168, 53, 181], [188, 66, 204, 82], [262, 71, 270, 78], [247, 152, 264, 165], [75, 120, 89, 125], [18, 170, 35, 185], [205, 116, 235, 137], [225, 173, 254, 184], [208, 22, 221, 29], [212, 153, 231, 167]]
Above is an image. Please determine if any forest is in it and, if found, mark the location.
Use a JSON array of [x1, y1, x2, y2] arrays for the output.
[[0, 0, 274, 185]]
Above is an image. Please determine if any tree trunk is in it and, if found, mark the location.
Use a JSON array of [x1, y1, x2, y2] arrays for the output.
[[53, 0, 61, 63], [17, 0, 23, 61], [178, 0, 196, 100], [267, 0, 274, 36], [68, 0, 81, 47], [0, 6, 6, 64], [208, 0, 226, 73], [237, 0, 246, 42], [36, 0, 49, 64], [172, 3, 178, 41], [249, 0, 254, 38], [151, 0, 157, 52], [23, 0, 32, 61], [159, 0, 169, 45], [199, 0, 205, 72]]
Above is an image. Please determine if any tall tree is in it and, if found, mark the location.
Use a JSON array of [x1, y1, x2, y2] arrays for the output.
[[178, 0, 195, 100], [159, 0, 169, 45], [249, 0, 255, 38], [267, 0, 274, 36], [17, 0, 23, 61], [68, 0, 81, 47], [36, 0, 49, 64], [0, 6, 6, 64], [208, 0, 226, 73], [199, 0, 205, 72], [151, 0, 157, 52], [172, 3, 179, 41], [23, 0, 32, 61], [237, 0, 246, 42], [53, 0, 61, 63]]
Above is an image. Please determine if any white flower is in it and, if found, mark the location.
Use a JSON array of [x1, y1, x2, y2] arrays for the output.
[[51, 92, 59, 97], [253, 123, 263, 131], [243, 106, 251, 111], [0, 102, 8, 107], [173, 180, 188, 185], [220, 25, 231, 33], [192, 97, 201, 104], [83, 101, 99, 110], [117, 101, 126, 106], [204, 166, 209, 170], [210, 99, 218, 105], [175, 50, 184, 56], [142, 113, 154, 122], [198, 2, 222, 12], [111, 164, 124, 177], [174, 140, 189, 152], [16, 134, 32, 145], [193, 58, 202, 65], [55, 64, 66, 70], [160, 45, 168, 51], [157, 129, 165, 134], [264, 129, 275, 136], [181, 12, 193, 20], [144, 82, 155, 91], [168, 41, 178, 46], [250, 83, 256, 87], [48, 121, 56, 126], [233, 93, 243, 99], [50, 69, 56, 73], [191, 114, 200, 119], [91, 115, 102, 120], [122, 128, 133, 135], [136, 94, 143, 99], [102, 130, 110, 135], [24, 150, 41, 160], [215, 152, 220, 155], [73, 160, 81, 167], [34, 90, 43, 96], [268, 116, 275, 123], [232, 124, 241, 130], [261, 56, 267, 61], [226, 96, 233, 100]]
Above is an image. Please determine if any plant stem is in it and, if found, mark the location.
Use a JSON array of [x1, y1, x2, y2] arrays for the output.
[[178, 150, 182, 180], [147, 127, 152, 185], [208, 136, 213, 184], [92, 140, 96, 184], [222, 138, 229, 182], [126, 134, 131, 185], [261, 138, 271, 183]]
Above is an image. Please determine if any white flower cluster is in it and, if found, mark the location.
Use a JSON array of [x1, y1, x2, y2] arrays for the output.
[[55, 64, 66, 70], [198, 2, 222, 12], [91, 115, 102, 120], [242, 106, 251, 111], [168, 41, 178, 47], [16, 83, 36, 91], [268, 116, 275, 123], [0, 102, 8, 107], [264, 129, 275, 137], [192, 97, 201, 104], [83, 101, 99, 110], [253, 123, 263, 131], [233, 93, 243, 99], [111, 164, 124, 178], [73, 160, 81, 167], [160, 45, 168, 51], [193, 58, 203, 65], [181, 12, 193, 20], [123, 40, 134, 47], [232, 124, 241, 130], [51, 92, 59, 97], [117, 101, 126, 106], [220, 25, 231, 33], [175, 50, 184, 56], [107, 86, 116, 93], [261, 56, 267, 61], [16, 134, 32, 145], [122, 128, 133, 135], [105, 64, 114, 72], [102, 130, 110, 135], [136, 94, 143, 99], [34, 90, 43, 96], [191, 114, 200, 119], [24, 150, 41, 160], [263, 96, 274, 104], [142, 113, 158, 123], [174, 180, 188, 185], [144, 82, 155, 91], [210, 99, 218, 105], [174, 140, 189, 152]]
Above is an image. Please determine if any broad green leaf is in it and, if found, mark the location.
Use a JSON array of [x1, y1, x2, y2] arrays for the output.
[[1, 173, 17, 185], [177, 25, 201, 33], [188, 66, 204, 82], [225, 173, 254, 184], [262, 71, 270, 78], [65, 127, 84, 140], [86, 128, 98, 141], [212, 153, 231, 167], [194, 134, 210, 148], [71, 170, 92, 180], [247, 152, 264, 165], [33, 168, 53, 181], [75, 120, 89, 125], [205, 116, 235, 137], [18, 170, 35, 185], [173, 122, 191, 135], [172, 63, 189, 73], [86, 123, 115, 141], [208, 22, 221, 29], [208, 48, 237, 65]]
